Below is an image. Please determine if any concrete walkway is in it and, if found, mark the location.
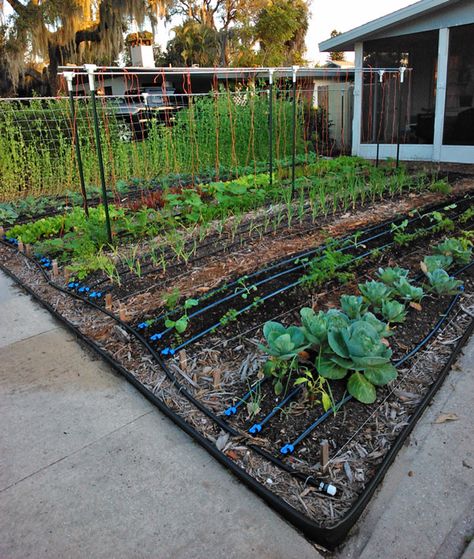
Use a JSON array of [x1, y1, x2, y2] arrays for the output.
[[1, 269, 473, 558], [0, 272, 320, 559]]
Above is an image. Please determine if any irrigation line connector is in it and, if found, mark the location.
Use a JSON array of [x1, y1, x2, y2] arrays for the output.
[[378, 70, 385, 83], [399, 67, 406, 83]]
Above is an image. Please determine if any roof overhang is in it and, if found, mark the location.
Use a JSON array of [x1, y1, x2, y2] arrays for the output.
[[319, 0, 463, 51]]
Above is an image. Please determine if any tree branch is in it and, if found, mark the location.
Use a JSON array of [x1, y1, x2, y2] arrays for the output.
[[4, 0, 27, 16]]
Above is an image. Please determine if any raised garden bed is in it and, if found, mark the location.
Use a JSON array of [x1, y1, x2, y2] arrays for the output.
[[1, 160, 473, 549]]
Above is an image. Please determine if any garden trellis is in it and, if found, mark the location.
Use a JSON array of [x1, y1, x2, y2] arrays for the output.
[[0, 66, 412, 205]]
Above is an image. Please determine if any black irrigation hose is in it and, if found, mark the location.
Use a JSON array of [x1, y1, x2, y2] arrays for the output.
[[1, 247, 472, 549], [1, 208, 472, 487], [131, 193, 474, 335], [2, 194, 473, 494], [89, 186, 474, 293]]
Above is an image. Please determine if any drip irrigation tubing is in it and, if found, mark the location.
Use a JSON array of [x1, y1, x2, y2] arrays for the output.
[[134, 193, 473, 334], [227, 260, 472, 449], [1, 244, 472, 548], [1, 238, 473, 548], [154, 206, 471, 357], [0, 237, 344, 491]]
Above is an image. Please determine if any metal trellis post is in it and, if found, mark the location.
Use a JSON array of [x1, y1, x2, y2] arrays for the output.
[[268, 68, 274, 188], [63, 71, 89, 217], [291, 65, 299, 198], [396, 67, 406, 168], [85, 64, 113, 244], [376, 70, 385, 168]]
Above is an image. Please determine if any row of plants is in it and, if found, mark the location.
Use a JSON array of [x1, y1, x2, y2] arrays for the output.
[[143, 200, 472, 353], [0, 91, 306, 199], [258, 237, 472, 404], [0, 152, 320, 226]]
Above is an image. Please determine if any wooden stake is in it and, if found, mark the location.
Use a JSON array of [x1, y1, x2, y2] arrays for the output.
[[18, 240, 24, 253], [320, 439, 329, 473], [213, 369, 221, 389], [64, 268, 71, 283], [52, 259, 59, 278], [0, 226, 4, 237], [25, 244, 32, 257], [119, 304, 128, 322], [105, 293, 113, 311]]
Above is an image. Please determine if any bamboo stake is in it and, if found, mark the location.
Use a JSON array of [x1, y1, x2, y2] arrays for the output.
[[321, 439, 329, 473]]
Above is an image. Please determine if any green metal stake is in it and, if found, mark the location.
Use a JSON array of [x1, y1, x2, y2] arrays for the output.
[[64, 72, 89, 217], [85, 64, 112, 244], [395, 67, 406, 168], [291, 65, 299, 198], [268, 68, 274, 188]]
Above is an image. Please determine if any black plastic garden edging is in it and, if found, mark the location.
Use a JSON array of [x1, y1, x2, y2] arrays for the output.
[[1, 254, 472, 550]]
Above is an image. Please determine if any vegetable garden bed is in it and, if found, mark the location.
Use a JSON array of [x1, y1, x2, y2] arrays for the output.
[[0, 159, 473, 549]]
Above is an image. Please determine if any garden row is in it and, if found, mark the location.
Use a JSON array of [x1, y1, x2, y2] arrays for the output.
[[0, 159, 472, 548]]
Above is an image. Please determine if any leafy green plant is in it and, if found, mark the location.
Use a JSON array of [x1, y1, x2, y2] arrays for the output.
[[426, 269, 463, 295], [300, 308, 329, 347], [164, 298, 199, 334], [421, 254, 453, 273], [361, 312, 392, 338], [376, 266, 409, 286], [318, 321, 397, 404], [236, 276, 258, 300], [429, 179, 451, 195], [393, 278, 424, 302], [381, 300, 407, 324], [340, 295, 368, 320], [259, 322, 309, 395], [163, 288, 181, 310], [434, 238, 472, 264], [259, 322, 308, 361], [219, 308, 239, 326], [359, 280, 393, 311], [294, 369, 334, 410]]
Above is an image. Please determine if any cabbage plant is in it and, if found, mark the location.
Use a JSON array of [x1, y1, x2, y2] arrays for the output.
[[426, 269, 463, 295], [360, 312, 392, 337], [259, 322, 308, 360], [422, 254, 453, 273], [359, 280, 393, 311], [317, 321, 397, 404], [434, 238, 472, 264], [340, 295, 368, 320], [300, 308, 328, 347], [393, 278, 424, 302], [377, 267, 409, 286], [381, 300, 407, 323]]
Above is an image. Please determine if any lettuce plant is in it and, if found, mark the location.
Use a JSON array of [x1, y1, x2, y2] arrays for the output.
[[340, 295, 368, 320], [359, 280, 393, 311], [376, 266, 409, 286], [381, 300, 407, 324], [434, 238, 472, 264], [422, 254, 453, 273], [393, 278, 424, 302], [317, 321, 397, 404], [426, 269, 463, 295]]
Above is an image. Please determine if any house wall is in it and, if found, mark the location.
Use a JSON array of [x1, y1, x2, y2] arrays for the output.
[[370, 0, 474, 40]]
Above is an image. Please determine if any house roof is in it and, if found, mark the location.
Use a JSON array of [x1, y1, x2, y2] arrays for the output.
[[319, 0, 464, 51]]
